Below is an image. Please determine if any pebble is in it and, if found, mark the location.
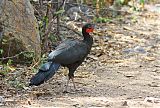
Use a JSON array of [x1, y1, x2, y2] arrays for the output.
[[0, 96, 5, 106]]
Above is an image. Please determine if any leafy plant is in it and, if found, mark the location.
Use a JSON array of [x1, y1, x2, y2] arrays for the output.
[[39, 16, 49, 32], [8, 78, 25, 89], [23, 51, 34, 59], [0, 59, 15, 76], [54, 9, 65, 15], [49, 33, 59, 42], [95, 17, 112, 23], [0, 49, 3, 54], [140, 0, 145, 4]]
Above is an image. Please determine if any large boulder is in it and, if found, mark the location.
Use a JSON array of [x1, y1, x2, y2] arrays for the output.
[[0, 0, 41, 63]]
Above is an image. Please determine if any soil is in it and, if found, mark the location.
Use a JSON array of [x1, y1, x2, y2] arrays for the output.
[[1, 3, 160, 108]]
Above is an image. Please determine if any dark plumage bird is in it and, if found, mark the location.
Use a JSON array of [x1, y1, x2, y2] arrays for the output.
[[29, 23, 94, 91]]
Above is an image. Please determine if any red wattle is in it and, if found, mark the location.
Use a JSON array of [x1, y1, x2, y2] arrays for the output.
[[86, 28, 93, 33]]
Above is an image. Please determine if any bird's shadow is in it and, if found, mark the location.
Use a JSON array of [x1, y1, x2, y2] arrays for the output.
[[62, 88, 86, 94]]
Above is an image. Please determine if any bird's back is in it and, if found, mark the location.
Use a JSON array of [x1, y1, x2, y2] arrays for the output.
[[48, 39, 90, 65]]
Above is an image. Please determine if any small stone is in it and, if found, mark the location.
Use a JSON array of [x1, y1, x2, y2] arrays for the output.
[[28, 100, 31, 105], [0, 96, 5, 106], [144, 97, 160, 103], [125, 74, 135, 78], [122, 101, 128, 106], [152, 69, 158, 72], [73, 103, 80, 107], [148, 82, 160, 87]]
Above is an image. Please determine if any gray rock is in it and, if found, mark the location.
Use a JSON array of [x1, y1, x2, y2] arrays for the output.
[[123, 48, 134, 54], [123, 46, 147, 54], [66, 5, 92, 21], [134, 46, 146, 54], [0, 96, 5, 106], [0, 0, 41, 60]]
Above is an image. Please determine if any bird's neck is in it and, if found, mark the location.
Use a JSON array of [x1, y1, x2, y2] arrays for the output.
[[82, 32, 93, 48]]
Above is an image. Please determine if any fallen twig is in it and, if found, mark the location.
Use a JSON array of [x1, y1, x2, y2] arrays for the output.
[[60, 24, 82, 37], [0, 51, 34, 60]]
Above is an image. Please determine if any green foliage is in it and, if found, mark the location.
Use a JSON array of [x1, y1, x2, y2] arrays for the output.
[[39, 16, 49, 31], [118, 0, 126, 5], [131, 16, 138, 23], [54, 9, 65, 15], [23, 51, 34, 59], [2, 38, 7, 44], [83, 0, 87, 4], [140, 0, 145, 4], [21, 51, 35, 64], [31, 66, 37, 73], [41, 54, 47, 63], [0, 49, 3, 54], [7, 59, 12, 65], [92, 0, 97, 6], [43, 16, 49, 26], [49, 33, 58, 42], [92, 0, 107, 8], [8, 78, 25, 89], [0, 59, 13, 76], [95, 17, 112, 23]]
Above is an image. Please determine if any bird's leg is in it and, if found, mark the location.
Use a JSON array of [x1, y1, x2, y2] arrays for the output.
[[64, 67, 77, 92], [64, 77, 70, 93], [64, 76, 77, 93], [71, 77, 76, 90]]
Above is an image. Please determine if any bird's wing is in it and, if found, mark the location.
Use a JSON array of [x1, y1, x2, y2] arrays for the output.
[[48, 39, 88, 64]]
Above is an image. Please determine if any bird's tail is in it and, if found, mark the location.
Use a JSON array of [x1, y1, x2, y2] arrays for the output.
[[29, 62, 60, 86]]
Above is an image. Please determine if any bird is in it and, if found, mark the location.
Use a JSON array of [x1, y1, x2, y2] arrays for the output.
[[29, 23, 94, 92]]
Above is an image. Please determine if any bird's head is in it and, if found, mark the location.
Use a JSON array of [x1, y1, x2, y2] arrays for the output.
[[82, 23, 94, 35]]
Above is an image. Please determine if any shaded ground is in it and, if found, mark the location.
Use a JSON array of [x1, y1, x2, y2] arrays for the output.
[[1, 3, 160, 108]]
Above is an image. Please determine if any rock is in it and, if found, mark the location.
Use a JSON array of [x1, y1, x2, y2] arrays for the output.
[[123, 46, 147, 54], [123, 48, 134, 54], [66, 5, 92, 21], [134, 46, 146, 54], [146, 4, 160, 13], [28, 100, 31, 105], [148, 82, 160, 87], [144, 97, 160, 103], [0, 0, 41, 62], [66, 7, 81, 20], [0, 96, 5, 106]]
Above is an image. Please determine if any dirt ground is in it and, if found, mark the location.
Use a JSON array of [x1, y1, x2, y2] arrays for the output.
[[1, 3, 160, 108]]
